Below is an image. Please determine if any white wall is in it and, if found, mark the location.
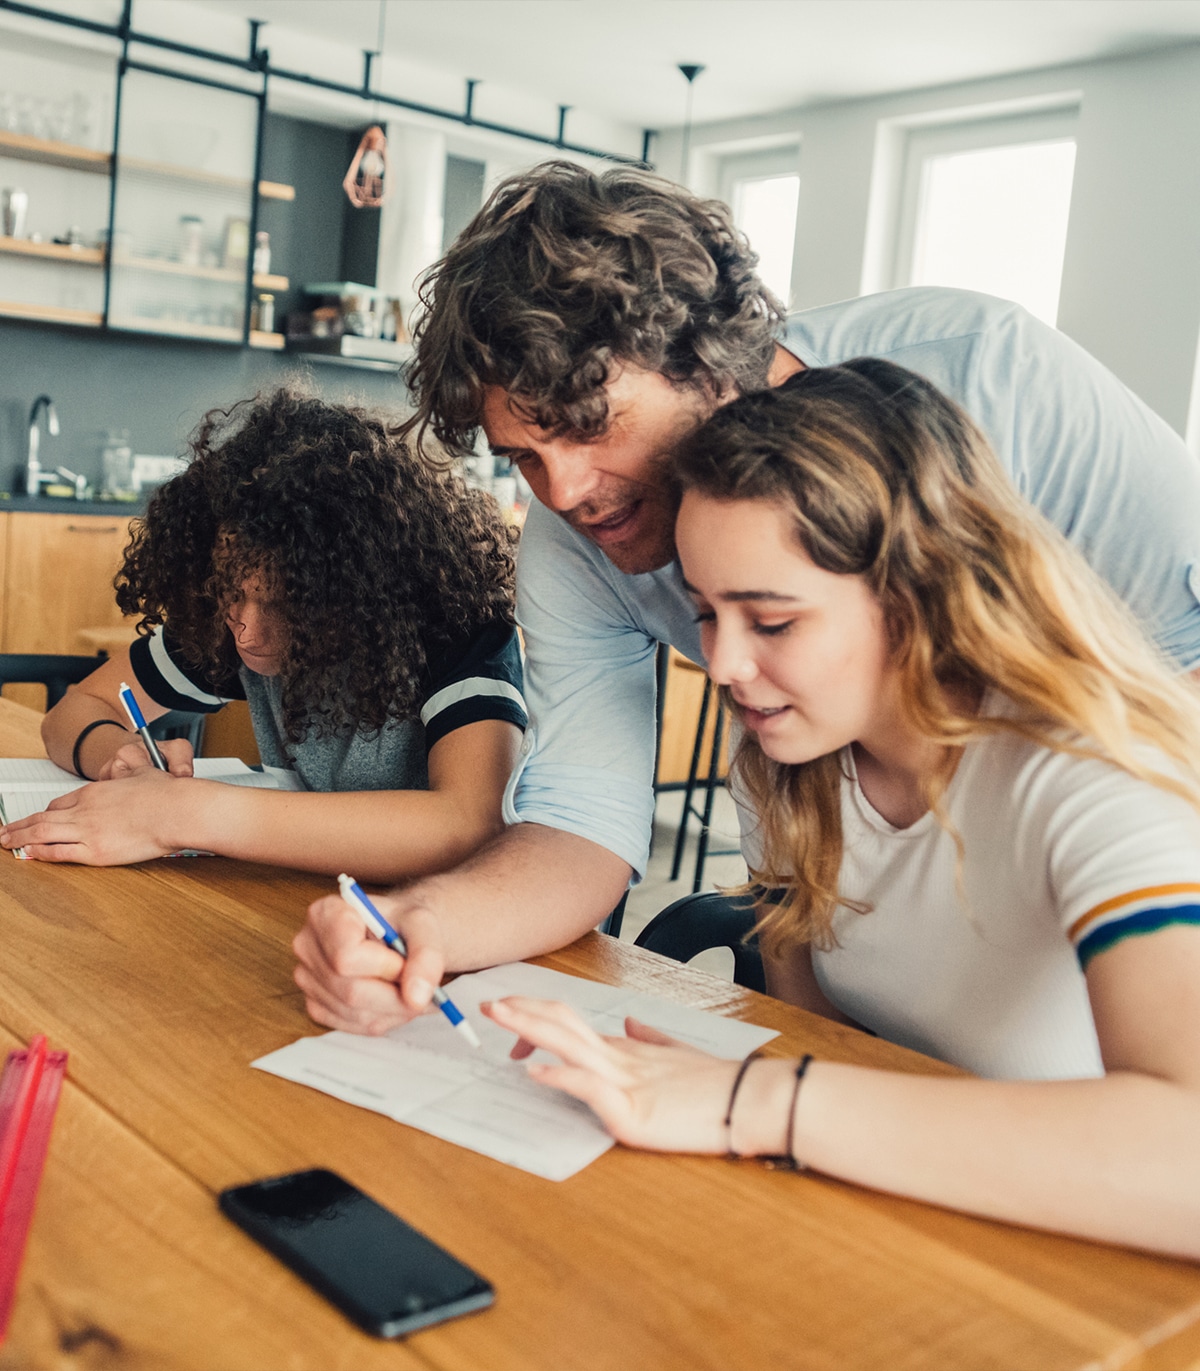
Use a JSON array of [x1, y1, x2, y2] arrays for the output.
[[657, 43, 1200, 439]]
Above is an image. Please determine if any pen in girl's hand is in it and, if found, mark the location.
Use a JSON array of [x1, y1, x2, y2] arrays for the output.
[[336, 873, 482, 1048], [117, 682, 168, 772]]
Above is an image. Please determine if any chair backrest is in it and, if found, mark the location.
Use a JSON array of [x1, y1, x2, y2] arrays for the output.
[[0, 654, 105, 709], [149, 708, 207, 753], [0, 656, 206, 752], [633, 891, 766, 992]]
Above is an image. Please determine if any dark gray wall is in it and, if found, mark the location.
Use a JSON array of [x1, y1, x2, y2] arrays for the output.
[[258, 115, 382, 324], [0, 319, 408, 493]]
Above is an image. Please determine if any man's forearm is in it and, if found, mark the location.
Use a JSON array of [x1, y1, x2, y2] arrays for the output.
[[406, 822, 633, 971]]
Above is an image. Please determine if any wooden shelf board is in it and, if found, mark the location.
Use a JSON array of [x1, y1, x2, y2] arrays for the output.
[[118, 157, 295, 204], [0, 129, 111, 174], [119, 154, 252, 191], [108, 315, 242, 342], [0, 300, 102, 326], [112, 257, 290, 292], [248, 330, 285, 350], [113, 253, 234, 281], [0, 237, 104, 266], [110, 255, 289, 291]]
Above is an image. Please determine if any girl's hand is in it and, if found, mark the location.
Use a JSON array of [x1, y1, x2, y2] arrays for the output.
[[98, 737, 195, 780], [0, 771, 184, 864], [482, 996, 743, 1154]]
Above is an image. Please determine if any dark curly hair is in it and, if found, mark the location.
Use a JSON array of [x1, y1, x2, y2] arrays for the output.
[[403, 160, 784, 456], [116, 387, 517, 743]]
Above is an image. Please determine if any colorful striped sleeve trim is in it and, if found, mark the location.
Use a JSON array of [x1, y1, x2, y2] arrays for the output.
[[1068, 883, 1200, 967]]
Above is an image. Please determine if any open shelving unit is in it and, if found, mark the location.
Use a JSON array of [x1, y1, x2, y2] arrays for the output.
[[0, 86, 294, 348]]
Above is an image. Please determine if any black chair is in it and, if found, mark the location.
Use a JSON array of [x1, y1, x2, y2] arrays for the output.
[[598, 892, 628, 939], [634, 890, 766, 992], [150, 709, 207, 753], [0, 653, 105, 709], [0, 652, 206, 752]]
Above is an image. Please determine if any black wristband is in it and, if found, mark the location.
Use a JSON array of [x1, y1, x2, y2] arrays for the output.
[[72, 718, 131, 780]]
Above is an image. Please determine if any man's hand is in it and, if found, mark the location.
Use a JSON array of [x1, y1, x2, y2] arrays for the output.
[[292, 892, 448, 1035], [0, 771, 186, 864], [97, 737, 195, 780]]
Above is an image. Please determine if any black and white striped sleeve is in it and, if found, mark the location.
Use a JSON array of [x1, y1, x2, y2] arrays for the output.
[[128, 626, 244, 714], [420, 621, 527, 753]]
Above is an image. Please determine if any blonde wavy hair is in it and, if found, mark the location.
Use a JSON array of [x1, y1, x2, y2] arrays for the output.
[[673, 358, 1200, 953]]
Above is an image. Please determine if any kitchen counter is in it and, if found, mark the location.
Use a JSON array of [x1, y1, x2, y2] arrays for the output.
[[0, 494, 149, 516]]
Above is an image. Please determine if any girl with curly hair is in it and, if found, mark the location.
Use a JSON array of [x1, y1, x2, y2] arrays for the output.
[[483, 360, 1200, 1259], [5, 388, 526, 881]]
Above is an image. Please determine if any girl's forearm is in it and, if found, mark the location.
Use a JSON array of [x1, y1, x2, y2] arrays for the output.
[[736, 1059, 1200, 1259], [179, 782, 505, 883]]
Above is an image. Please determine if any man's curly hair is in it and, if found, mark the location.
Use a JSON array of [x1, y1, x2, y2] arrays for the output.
[[404, 160, 784, 456], [116, 387, 517, 743]]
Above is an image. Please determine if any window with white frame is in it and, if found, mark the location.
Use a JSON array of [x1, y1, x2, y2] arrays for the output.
[[892, 106, 1078, 326], [718, 145, 800, 309]]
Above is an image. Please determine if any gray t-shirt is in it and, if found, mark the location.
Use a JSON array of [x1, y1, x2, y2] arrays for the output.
[[131, 621, 526, 792], [505, 286, 1200, 877]]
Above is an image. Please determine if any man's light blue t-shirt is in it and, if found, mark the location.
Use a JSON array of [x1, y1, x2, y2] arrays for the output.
[[503, 287, 1200, 879]]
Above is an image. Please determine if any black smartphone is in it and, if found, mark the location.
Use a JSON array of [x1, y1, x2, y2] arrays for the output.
[[218, 1168, 495, 1338]]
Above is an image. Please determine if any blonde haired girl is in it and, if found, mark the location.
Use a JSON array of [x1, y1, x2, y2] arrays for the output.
[[484, 359, 1200, 1260]]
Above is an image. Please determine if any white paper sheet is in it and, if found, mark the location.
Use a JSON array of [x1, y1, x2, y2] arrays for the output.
[[252, 961, 779, 1181]]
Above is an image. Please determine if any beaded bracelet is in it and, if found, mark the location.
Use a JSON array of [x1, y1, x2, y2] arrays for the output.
[[724, 1050, 815, 1167], [72, 718, 130, 780], [775, 1053, 814, 1173], [723, 1048, 763, 1158]]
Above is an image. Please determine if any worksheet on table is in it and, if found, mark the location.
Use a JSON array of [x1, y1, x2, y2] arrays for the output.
[[253, 961, 779, 1181]]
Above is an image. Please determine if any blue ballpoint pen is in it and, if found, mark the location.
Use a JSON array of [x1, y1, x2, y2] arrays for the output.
[[118, 681, 168, 772], [337, 873, 482, 1048]]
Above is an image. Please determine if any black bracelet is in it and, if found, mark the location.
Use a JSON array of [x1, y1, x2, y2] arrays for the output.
[[72, 718, 130, 780], [724, 1048, 763, 1158], [774, 1053, 814, 1173]]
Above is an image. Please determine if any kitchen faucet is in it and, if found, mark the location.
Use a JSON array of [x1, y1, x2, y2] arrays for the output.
[[26, 394, 60, 497]]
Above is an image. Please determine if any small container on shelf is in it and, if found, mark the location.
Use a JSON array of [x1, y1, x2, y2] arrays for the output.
[[256, 293, 275, 334], [178, 214, 203, 267], [252, 230, 270, 276]]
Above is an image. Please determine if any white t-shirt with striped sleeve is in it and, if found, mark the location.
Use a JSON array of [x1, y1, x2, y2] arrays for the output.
[[807, 698, 1200, 1080]]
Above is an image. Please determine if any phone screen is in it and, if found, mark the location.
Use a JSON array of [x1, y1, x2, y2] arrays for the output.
[[219, 1168, 494, 1338]]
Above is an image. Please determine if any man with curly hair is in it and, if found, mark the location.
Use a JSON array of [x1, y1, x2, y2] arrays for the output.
[[3, 389, 527, 882], [292, 160, 1200, 1034]]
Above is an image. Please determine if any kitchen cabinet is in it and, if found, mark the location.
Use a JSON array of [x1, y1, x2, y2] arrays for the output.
[[0, 510, 260, 762], [0, 511, 136, 709]]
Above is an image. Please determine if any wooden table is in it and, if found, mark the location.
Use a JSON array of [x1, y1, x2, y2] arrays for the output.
[[1, 702, 1198, 1370]]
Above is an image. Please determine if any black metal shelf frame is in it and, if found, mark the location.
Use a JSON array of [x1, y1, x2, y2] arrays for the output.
[[1, 0, 656, 167], [102, 55, 267, 345]]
